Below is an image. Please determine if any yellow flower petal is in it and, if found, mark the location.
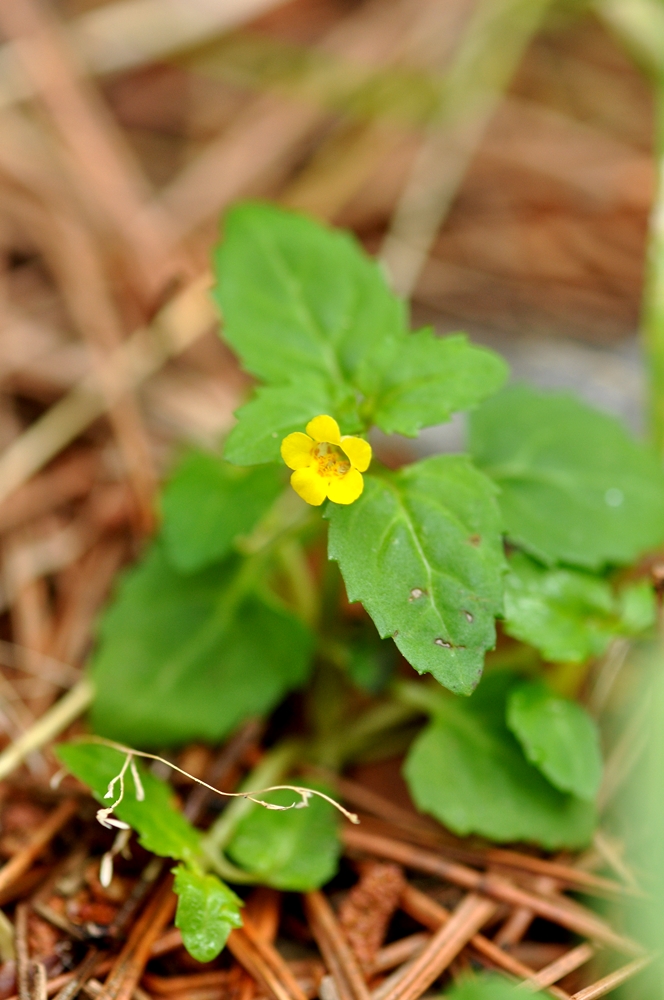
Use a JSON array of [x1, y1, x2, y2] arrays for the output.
[[340, 436, 372, 472], [291, 467, 328, 506], [306, 414, 341, 444], [327, 468, 364, 505], [281, 432, 314, 470]]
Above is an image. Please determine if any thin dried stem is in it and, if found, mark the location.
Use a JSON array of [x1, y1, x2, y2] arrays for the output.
[[97, 874, 176, 1000], [0, 799, 77, 898], [71, 736, 359, 826], [399, 884, 568, 998], [52, 949, 100, 1000], [523, 944, 596, 991], [378, 894, 496, 1000], [15, 903, 30, 1000], [228, 928, 307, 1000], [305, 891, 371, 1000]]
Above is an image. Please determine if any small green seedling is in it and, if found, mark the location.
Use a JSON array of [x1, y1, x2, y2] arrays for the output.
[[57, 203, 664, 962]]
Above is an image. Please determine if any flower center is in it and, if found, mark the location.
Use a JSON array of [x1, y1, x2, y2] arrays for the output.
[[313, 442, 350, 479]]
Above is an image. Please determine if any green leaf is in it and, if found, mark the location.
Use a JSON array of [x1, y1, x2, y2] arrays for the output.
[[444, 973, 535, 1000], [371, 330, 508, 437], [55, 742, 201, 863], [173, 866, 243, 963], [327, 456, 505, 694], [89, 543, 314, 747], [506, 680, 603, 801], [470, 385, 664, 569], [213, 202, 406, 388], [619, 580, 657, 634], [214, 204, 505, 447], [162, 451, 284, 572], [224, 379, 361, 466], [502, 552, 654, 664], [226, 782, 340, 891], [402, 674, 595, 847]]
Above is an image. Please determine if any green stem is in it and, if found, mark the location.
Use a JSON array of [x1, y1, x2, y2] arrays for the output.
[[311, 696, 422, 770], [392, 678, 448, 718], [642, 74, 664, 455], [277, 539, 319, 626]]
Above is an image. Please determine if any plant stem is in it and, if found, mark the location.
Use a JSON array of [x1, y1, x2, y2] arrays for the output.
[[277, 539, 319, 626], [642, 74, 664, 454], [312, 696, 423, 770]]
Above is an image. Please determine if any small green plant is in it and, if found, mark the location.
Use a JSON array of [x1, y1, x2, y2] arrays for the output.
[[58, 202, 664, 963]]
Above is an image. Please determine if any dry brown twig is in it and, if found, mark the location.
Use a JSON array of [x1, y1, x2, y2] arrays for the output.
[[0, 0, 187, 300], [343, 828, 643, 956], [305, 890, 372, 1000]]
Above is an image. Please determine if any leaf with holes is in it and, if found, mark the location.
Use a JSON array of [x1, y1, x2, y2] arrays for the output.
[[173, 866, 243, 962], [470, 385, 664, 569], [89, 543, 314, 747], [162, 451, 284, 571], [326, 456, 505, 694], [56, 742, 201, 863]]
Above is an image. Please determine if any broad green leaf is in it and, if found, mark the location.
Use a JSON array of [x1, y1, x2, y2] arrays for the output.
[[224, 379, 361, 466], [506, 680, 603, 801], [327, 456, 505, 694], [502, 553, 655, 663], [89, 544, 314, 747], [214, 204, 507, 446], [619, 580, 657, 634], [470, 385, 664, 569], [162, 451, 284, 571], [444, 973, 536, 1000], [173, 866, 242, 962], [403, 674, 595, 847], [226, 782, 340, 891], [213, 202, 405, 388], [55, 742, 201, 863], [370, 330, 508, 437]]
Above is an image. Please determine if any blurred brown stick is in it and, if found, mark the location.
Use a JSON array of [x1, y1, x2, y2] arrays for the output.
[[98, 875, 176, 1000], [569, 955, 653, 1000], [380, 0, 553, 296], [0, 273, 215, 509], [400, 884, 568, 998], [380, 894, 497, 1000], [0, 0, 187, 301], [525, 944, 596, 992], [156, 0, 457, 241], [305, 890, 371, 1000]]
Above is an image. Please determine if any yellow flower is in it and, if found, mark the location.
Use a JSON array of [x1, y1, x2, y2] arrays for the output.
[[281, 415, 372, 506]]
